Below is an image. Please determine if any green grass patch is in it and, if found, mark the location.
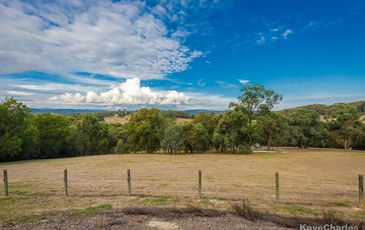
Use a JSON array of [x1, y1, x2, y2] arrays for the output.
[[204, 175, 214, 182], [329, 200, 350, 207], [0, 197, 17, 206], [143, 197, 167, 205], [356, 210, 365, 219], [272, 205, 317, 215], [9, 182, 30, 195]]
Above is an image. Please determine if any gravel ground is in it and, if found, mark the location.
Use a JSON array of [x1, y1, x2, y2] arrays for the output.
[[2, 207, 292, 230]]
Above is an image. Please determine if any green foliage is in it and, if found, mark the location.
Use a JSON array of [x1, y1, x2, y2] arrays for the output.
[[255, 112, 289, 150], [127, 108, 166, 153], [213, 110, 247, 152], [182, 122, 210, 153], [32, 113, 70, 158], [190, 123, 210, 152], [0, 98, 36, 161], [328, 104, 362, 149], [69, 114, 111, 155], [284, 109, 325, 148], [193, 112, 218, 139], [230, 84, 282, 147], [2, 90, 365, 162], [161, 125, 185, 153], [161, 110, 193, 119]]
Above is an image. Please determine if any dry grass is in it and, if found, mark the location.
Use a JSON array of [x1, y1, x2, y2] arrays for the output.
[[1, 148, 365, 223], [104, 115, 192, 125], [104, 115, 130, 124]]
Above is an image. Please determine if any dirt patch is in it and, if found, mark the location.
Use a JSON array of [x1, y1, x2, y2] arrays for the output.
[[147, 219, 178, 230], [2, 206, 291, 230]]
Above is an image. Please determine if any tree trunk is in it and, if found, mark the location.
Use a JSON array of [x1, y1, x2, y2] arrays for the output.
[[189, 144, 193, 154], [267, 134, 272, 151]]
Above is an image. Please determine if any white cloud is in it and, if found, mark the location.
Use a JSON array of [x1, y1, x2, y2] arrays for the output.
[[51, 78, 190, 106], [0, 0, 201, 79], [238, 79, 250, 85], [5, 90, 34, 96], [281, 29, 293, 39], [216, 81, 237, 88]]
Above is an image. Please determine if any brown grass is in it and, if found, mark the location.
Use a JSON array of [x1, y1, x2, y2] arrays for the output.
[[104, 115, 130, 124], [1, 148, 365, 223]]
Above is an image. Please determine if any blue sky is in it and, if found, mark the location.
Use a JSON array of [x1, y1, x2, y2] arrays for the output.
[[0, 0, 364, 110]]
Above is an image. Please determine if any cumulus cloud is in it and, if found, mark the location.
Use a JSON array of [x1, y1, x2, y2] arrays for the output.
[[51, 78, 190, 105], [0, 0, 201, 79]]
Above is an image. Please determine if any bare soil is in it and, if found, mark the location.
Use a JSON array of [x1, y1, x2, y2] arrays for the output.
[[2, 207, 292, 230]]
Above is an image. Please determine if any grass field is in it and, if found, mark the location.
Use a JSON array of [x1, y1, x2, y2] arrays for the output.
[[1, 148, 365, 224]]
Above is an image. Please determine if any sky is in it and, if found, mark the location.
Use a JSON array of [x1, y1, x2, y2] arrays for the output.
[[0, 0, 364, 110]]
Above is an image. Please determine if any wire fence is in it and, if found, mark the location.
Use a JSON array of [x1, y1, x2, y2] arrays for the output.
[[1, 168, 364, 207]]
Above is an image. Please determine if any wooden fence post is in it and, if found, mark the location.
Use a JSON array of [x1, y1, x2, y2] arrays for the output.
[[3, 169, 8, 196], [275, 172, 280, 200], [64, 169, 68, 196], [359, 175, 364, 202], [127, 169, 131, 196], [198, 170, 202, 198]]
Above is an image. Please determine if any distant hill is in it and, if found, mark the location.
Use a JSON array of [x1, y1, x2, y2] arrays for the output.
[[31, 108, 101, 114], [31, 108, 226, 115], [282, 100, 365, 115], [31, 100, 365, 117]]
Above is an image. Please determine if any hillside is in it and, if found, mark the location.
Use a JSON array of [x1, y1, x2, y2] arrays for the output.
[[285, 100, 365, 115]]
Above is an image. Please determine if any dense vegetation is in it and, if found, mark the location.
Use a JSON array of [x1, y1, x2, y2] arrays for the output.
[[1, 85, 365, 162]]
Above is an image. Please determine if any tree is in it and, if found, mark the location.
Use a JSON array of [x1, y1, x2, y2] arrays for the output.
[[230, 85, 282, 148], [69, 114, 110, 155], [127, 108, 166, 153], [328, 104, 362, 150], [193, 112, 218, 141], [213, 110, 247, 152], [190, 123, 210, 152], [255, 112, 289, 150], [182, 122, 210, 153], [285, 109, 323, 148], [32, 113, 70, 158], [0, 98, 38, 161], [161, 125, 185, 153], [108, 123, 128, 153]]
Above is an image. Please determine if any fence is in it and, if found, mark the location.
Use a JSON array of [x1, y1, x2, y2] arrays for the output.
[[2, 169, 364, 205]]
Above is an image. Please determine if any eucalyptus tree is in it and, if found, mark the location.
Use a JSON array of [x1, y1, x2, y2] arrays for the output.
[[229, 85, 282, 148]]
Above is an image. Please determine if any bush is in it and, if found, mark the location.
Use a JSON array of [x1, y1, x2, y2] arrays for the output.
[[114, 140, 128, 154]]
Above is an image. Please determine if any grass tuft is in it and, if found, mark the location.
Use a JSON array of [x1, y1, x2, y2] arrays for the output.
[[231, 199, 261, 221]]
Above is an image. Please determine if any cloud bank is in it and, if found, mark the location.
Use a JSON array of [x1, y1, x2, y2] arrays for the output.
[[51, 78, 190, 106], [0, 0, 201, 79]]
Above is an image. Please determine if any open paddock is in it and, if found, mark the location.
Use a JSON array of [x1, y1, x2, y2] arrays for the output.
[[1, 148, 365, 223]]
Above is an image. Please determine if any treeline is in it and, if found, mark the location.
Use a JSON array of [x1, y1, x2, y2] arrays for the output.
[[1, 85, 365, 161], [290, 100, 365, 115]]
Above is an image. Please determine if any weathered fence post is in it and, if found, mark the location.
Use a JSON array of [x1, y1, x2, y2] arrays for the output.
[[359, 175, 364, 202], [275, 172, 280, 200], [3, 169, 8, 196], [198, 170, 202, 198], [127, 169, 131, 196], [64, 169, 68, 196]]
